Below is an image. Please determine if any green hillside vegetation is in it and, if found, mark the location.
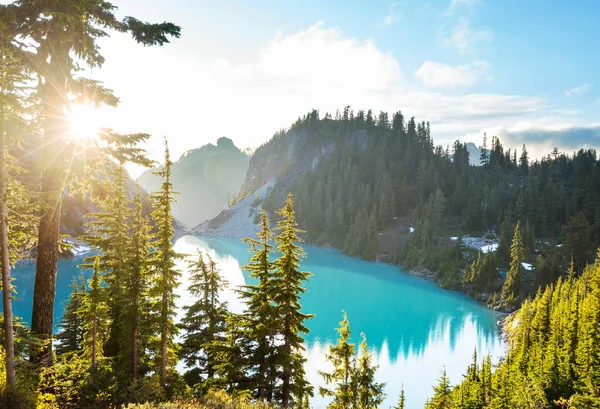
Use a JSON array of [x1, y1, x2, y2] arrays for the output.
[[137, 137, 249, 227], [252, 108, 599, 306]]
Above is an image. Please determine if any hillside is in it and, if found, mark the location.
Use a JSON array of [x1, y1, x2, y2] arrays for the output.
[[138, 137, 249, 227], [197, 108, 600, 305]]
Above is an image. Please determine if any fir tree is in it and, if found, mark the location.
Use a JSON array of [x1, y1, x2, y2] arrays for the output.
[[150, 139, 181, 387], [238, 210, 278, 400], [393, 385, 406, 409], [353, 334, 385, 409], [55, 276, 85, 355], [427, 369, 452, 409], [120, 187, 153, 377], [272, 194, 314, 408], [179, 251, 229, 389], [502, 221, 524, 306], [80, 257, 110, 369], [319, 311, 356, 408]]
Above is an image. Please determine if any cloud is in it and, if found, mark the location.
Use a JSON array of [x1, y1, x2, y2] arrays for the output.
[[381, 2, 403, 27], [92, 21, 595, 175], [463, 122, 600, 160], [443, 18, 493, 54], [564, 84, 591, 97], [415, 61, 489, 88]]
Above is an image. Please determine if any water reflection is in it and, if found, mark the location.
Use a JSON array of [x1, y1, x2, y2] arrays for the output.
[[9, 236, 504, 408], [174, 236, 505, 408]]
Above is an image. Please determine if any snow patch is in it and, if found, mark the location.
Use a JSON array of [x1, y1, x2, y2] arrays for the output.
[[450, 236, 458, 241], [480, 243, 499, 253], [521, 262, 534, 271], [409, 227, 415, 233]]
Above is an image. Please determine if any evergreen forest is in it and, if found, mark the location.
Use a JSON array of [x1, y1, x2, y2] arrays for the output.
[[1, 1, 600, 408]]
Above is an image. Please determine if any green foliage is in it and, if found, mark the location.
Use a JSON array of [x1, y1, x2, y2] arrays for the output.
[[502, 221, 525, 307], [55, 276, 85, 355], [149, 139, 181, 388], [272, 194, 314, 407], [179, 251, 230, 390]]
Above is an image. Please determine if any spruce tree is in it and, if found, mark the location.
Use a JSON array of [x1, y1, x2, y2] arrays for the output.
[[238, 210, 278, 400], [55, 277, 85, 355], [272, 194, 314, 408], [150, 139, 181, 387], [179, 251, 229, 389], [4, 0, 180, 366], [81, 163, 131, 359], [427, 369, 453, 409], [319, 311, 356, 408], [353, 334, 385, 409], [502, 221, 524, 307], [80, 257, 110, 369], [120, 187, 153, 377], [393, 385, 406, 409]]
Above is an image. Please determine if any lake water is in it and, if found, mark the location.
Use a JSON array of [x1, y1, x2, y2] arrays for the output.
[[11, 235, 505, 408]]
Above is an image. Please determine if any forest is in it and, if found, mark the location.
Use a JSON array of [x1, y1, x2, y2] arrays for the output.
[[2, 0, 600, 408], [252, 108, 600, 309]]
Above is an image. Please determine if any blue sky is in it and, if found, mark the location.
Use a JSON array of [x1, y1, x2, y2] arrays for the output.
[[74, 0, 600, 172]]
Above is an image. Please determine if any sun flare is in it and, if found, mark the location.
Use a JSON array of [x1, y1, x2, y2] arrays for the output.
[[67, 104, 103, 140]]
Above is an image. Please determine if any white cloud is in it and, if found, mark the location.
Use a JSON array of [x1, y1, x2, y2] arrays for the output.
[[564, 84, 591, 97], [443, 18, 493, 54], [90, 21, 594, 176], [381, 2, 403, 27], [415, 61, 489, 88]]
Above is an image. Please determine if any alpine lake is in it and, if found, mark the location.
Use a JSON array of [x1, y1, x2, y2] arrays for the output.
[[11, 235, 505, 408]]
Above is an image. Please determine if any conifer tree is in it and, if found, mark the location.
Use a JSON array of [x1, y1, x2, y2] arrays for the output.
[[272, 194, 314, 408], [353, 334, 385, 409], [179, 251, 229, 389], [502, 221, 524, 306], [55, 277, 85, 355], [239, 210, 278, 400], [319, 311, 356, 408], [150, 139, 181, 387], [120, 187, 153, 377], [479, 133, 489, 166], [80, 257, 110, 369], [0, 23, 37, 386], [82, 163, 131, 359], [427, 369, 453, 409], [4, 0, 181, 366], [393, 385, 406, 409]]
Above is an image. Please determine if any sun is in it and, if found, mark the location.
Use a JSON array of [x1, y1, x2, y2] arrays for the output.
[[67, 104, 103, 140]]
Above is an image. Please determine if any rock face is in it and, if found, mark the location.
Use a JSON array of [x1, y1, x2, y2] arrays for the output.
[[196, 125, 367, 238], [137, 137, 250, 228]]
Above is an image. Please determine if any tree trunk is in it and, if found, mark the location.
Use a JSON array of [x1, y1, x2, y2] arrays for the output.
[[132, 310, 138, 377], [0, 102, 16, 388], [30, 67, 66, 366]]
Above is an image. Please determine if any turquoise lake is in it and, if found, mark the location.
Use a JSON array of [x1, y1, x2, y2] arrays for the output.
[[11, 235, 505, 408]]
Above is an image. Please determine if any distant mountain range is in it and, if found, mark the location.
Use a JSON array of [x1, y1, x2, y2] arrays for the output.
[[137, 137, 250, 227]]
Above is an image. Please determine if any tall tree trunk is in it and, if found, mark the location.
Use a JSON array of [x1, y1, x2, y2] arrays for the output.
[[0, 102, 16, 388], [30, 66, 66, 366]]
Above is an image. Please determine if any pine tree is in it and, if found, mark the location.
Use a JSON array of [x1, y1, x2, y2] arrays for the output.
[[10, 0, 180, 366], [80, 257, 110, 369], [319, 311, 356, 408], [353, 334, 386, 409], [272, 194, 314, 408], [120, 187, 153, 377], [393, 385, 406, 409], [81, 163, 131, 360], [0, 25, 37, 386], [427, 369, 453, 409], [179, 251, 229, 389], [238, 210, 278, 400], [502, 221, 524, 307], [55, 277, 85, 355], [479, 133, 489, 166], [150, 139, 181, 387]]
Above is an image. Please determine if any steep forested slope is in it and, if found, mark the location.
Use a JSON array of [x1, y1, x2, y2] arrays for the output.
[[206, 108, 600, 303], [138, 137, 249, 227]]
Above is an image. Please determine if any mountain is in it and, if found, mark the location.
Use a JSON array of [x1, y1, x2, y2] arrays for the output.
[[137, 137, 249, 227], [466, 142, 483, 166], [196, 108, 600, 298]]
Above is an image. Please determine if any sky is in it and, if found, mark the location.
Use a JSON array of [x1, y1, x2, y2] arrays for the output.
[[69, 0, 600, 175]]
